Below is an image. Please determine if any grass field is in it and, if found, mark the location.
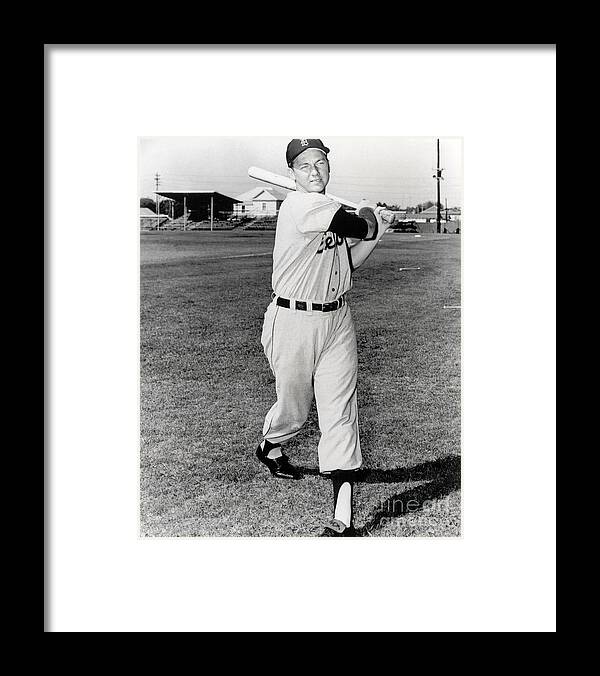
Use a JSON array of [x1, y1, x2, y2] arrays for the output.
[[140, 230, 461, 537]]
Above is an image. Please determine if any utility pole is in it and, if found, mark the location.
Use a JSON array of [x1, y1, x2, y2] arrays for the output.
[[435, 139, 443, 234], [154, 172, 160, 231]]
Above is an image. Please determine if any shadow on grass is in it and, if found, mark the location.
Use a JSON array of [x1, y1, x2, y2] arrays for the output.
[[299, 455, 461, 537], [358, 455, 460, 536]]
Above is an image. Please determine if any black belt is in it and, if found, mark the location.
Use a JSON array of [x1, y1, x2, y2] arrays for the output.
[[274, 294, 346, 312]]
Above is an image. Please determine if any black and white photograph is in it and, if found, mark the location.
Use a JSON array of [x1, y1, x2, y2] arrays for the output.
[[46, 45, 555, 632], [139, 136, 462, 537]]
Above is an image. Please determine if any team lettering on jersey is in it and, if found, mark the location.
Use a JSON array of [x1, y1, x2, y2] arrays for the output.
[[316, 232, 345, 255]]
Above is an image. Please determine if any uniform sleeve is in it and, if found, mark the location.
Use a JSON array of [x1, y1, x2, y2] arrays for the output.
[[288, 192, 343, 235], [329, 208, 369, 239]]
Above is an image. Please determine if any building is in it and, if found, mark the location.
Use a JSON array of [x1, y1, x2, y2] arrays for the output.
[[140, 207, 169, 231], [443, 207, 461, 233], [154, 190, 241, 230], [234, 187, 289, 218], [394, 205, 461, 233]]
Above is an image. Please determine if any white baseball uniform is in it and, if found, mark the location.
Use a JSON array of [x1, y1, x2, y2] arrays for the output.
[[260, 191, 362, 473]]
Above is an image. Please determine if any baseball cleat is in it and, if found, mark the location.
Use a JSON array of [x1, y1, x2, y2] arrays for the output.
[[255, 444, 301, 480], [319, 519, 357, 537]]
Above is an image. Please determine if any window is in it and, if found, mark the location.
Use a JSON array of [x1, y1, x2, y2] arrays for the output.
[[262, 202, 267, 211]]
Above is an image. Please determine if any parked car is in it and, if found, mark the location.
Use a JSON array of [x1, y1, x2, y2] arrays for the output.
[[393, 220, 418, 233]]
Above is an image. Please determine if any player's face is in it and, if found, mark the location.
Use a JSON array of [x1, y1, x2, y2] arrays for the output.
[[289, 149, 330, 193]]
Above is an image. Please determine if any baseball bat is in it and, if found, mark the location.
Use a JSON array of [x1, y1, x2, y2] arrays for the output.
[[248, 166, 358, 210], [247, 166, 396, 240]]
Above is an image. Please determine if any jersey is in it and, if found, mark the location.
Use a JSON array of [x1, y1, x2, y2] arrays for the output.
[[271, 191, 353, 304]]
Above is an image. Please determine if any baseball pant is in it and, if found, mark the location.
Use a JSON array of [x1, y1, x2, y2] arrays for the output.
[[260, 300, 362, 473]]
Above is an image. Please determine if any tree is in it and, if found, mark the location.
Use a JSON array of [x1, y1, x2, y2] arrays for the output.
[[140, 196, 179, 217], [412, 200, 444, 213], [159, 200, 172, 216], [377, 202, 407, 211], [166, 201, 184, 219], [140, 198, 156, 212]]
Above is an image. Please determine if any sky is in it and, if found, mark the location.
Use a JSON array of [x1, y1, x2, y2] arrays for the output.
[[138, 136, 463, 209]]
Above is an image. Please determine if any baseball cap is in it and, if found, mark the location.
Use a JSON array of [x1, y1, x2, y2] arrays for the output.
[[286, 138, 330, 166]]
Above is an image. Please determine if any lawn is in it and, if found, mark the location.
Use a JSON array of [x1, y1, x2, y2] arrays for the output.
[[140, 230, 461, 537]]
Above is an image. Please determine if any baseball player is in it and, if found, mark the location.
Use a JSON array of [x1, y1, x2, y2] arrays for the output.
[[255, 138, 395, 536]]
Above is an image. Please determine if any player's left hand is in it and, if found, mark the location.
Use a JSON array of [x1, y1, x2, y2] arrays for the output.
[[375, 206, 396, 225]]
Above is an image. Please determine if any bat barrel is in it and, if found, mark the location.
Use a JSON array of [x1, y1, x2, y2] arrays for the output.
[[248, 166, 296, 191], [248, 166, 357, 210]]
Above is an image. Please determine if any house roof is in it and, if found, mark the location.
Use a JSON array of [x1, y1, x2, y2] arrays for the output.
[[236, 186, 289, 202], [416, 205, 461, 216], [417, 206, 441, 216], [140, 207, 168, 219], [254, 188, 288, 202], [154, 191, 241, 209], [235, 187, 262, 201]]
